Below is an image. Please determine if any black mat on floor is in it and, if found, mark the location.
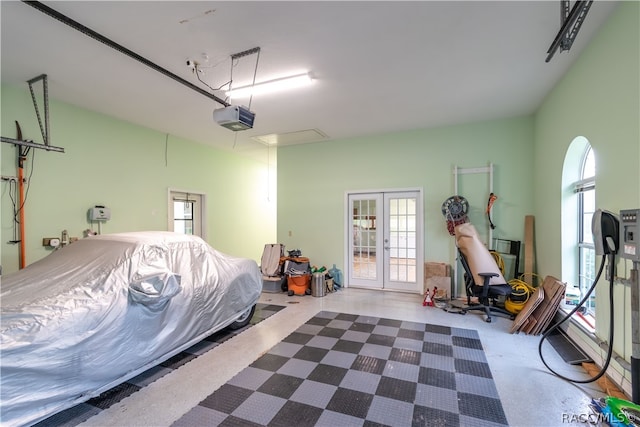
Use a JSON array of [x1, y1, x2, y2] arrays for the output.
[[174, 311, 509, 427], [547, 329, 592, 365], [34, 303, 286, 427]]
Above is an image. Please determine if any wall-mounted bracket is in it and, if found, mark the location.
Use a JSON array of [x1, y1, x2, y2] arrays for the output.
[[231, 47, 261, 61], [1, 74, 65, 153], [0, 137, 65, 152], [545, 0, 593, 63], [27, 74, 51, 147]]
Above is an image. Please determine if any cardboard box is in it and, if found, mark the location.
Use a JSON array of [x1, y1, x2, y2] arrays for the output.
[[423, 262, 451, 296], [425, 262, 450, 279]]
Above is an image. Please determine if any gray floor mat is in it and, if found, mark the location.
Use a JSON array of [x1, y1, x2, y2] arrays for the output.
[[174, 311, 509, 427], [34, 303, 286, 427]]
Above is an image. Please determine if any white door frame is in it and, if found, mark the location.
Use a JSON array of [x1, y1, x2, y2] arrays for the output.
[[344, 187, 424, 293]]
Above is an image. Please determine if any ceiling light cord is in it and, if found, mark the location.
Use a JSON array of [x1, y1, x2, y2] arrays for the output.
[[216, 80, 232, 91], [193, 64, 218, 93]]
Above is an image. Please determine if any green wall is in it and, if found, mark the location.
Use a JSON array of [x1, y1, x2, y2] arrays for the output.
[[533, 1, 639, 366], [1, 84, 276, 273], [277, 115, 535, 287], [276, 0, 638, 391]]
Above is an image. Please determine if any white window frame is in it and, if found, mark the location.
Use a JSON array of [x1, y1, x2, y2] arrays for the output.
[[575, 147, 596, 317], [167, 189, 206, 239], [560, 137, 598, 331]]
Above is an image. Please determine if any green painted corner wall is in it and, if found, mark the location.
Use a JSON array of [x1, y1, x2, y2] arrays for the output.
[[1, 84, 276, 273], [534, 1, 639, 278], [277, 115, 535, 284], [533, 0, 639, 364]]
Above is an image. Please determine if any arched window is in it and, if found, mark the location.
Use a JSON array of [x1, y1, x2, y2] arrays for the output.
[[561, 137, 596, 329], [576, 146, 596, 316]]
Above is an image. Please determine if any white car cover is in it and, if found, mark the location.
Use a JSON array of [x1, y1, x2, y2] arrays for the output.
[[1, 232, 262, 427]]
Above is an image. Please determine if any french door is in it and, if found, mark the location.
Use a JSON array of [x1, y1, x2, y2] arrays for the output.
[[347, 190, 423, 293]]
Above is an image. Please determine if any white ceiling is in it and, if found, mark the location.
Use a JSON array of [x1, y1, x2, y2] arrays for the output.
[[1, 1, 618, 159]]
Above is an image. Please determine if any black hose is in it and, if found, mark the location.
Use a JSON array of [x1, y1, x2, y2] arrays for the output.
[[538, 254, 615, 383]]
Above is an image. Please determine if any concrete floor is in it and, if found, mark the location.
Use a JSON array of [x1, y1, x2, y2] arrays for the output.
[[80, 288, 605, 426]]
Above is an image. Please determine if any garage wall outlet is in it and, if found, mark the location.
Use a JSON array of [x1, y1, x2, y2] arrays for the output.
[[42, 238, 60, 247]]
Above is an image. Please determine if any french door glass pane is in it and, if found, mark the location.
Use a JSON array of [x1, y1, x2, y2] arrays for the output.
[[353, 198, 377, 280], [388, 197, 416, 283]]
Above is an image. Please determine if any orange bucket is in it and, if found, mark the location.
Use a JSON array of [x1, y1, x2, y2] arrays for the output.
[[287, 274, 311, 295]]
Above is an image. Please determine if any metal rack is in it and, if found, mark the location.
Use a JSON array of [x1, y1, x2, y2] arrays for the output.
[[451, 163, 494, 297]]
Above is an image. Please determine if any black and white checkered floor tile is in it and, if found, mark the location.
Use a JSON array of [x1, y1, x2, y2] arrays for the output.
[[34, 303, 286, 427], [174, 310, 509, 427]]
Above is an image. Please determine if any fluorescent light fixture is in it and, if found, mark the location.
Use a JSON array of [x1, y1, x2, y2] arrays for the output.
[[226, 72, 313, 98]]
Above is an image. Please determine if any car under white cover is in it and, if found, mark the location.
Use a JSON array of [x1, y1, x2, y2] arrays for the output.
[[0, 231, 262, 427]]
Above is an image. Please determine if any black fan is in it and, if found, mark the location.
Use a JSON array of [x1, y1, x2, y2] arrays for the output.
[[442, 195, 469, 235], [441, 196, 469, 221]]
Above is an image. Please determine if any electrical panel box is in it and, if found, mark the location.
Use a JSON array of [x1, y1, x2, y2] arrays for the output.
[[620, 209, 640, 261], [89, 206, 111, 221]]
